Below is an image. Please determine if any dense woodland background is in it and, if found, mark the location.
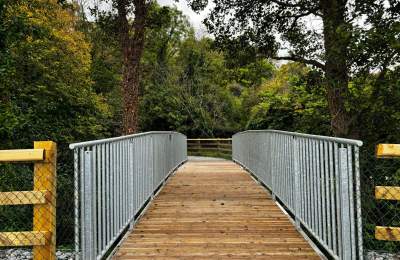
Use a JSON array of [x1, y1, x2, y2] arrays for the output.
[[0, 0, 399, 254]]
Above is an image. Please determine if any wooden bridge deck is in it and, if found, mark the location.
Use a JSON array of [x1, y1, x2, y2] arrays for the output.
[[113, 161, 320, 259]]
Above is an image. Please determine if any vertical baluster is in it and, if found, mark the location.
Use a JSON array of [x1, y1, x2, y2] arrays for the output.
[[83, 150, 93, 259], [92, 146, 97, 257], [79, 149, 85, 259], [106, 143, 110, 247], [96, 145, 101, 256], [347, 145, 356, 259], [310, 139, 315, 232], [305, 139, 310, 225], [329, 141, 337, 254], [324, 141, 332, 249], [340, 147, 351, 260], [113, 142, 117, 238], [320, 141, 327, 245], [74, 149, 80, 259], [355, 146, 363, 260], [334, 143, 342, 257], [316, 140, 322, 240]]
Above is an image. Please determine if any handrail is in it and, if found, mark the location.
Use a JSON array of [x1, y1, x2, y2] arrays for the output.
[[233, 129, 363, 146], [232, 130, 363, 260], [70, 132, 187, 260], [69, 131, 186, 149]]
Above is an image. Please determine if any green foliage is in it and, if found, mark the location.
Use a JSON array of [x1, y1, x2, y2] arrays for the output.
[[246, 63, 330, 134], [187, 0, 399, 137], [0, 0, 399, 254], [0, 0, 111, 148], [230, 58, 275, 89], [0, 0, 115, 247], [139, 7, 243, 137]]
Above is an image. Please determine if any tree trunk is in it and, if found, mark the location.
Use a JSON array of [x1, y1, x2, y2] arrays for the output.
[[321, 0, 357, 138], [118, 0, 148, 135]]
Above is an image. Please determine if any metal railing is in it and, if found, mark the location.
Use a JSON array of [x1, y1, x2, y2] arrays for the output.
[[70, 132, 187, 260], [232, 130, 363, 260]]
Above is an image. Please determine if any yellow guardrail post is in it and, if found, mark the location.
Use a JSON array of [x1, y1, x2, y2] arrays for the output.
[[33, 141, 57, 260], [0, 141, 57, 260], [375, 144, 400, 242]]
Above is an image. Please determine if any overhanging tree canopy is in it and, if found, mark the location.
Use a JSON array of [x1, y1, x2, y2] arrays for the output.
[[187, 0, 399, 137]]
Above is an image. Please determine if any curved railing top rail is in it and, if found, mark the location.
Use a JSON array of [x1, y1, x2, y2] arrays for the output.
[[233, 129, 363, 147], [69, 131, 186, 149]]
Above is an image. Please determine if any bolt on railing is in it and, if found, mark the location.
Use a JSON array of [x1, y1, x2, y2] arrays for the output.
[[69, 132, 187, 260], [232, 130, 363, 260]]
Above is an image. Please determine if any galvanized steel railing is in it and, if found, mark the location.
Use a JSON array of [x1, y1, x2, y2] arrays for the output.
[[70, 132, 187, 260], [232, 130, 363, 260]]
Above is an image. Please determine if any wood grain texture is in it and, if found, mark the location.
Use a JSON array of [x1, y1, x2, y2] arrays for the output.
[[33, 141, 57, 260], [0, 190, 49, 205], [376, 144, 400, 158], [114, 161, 320, 259], [375, 226, 400, 241], [375, 186, 400, 200], [0, 231, 49, 246], [0, 149, 44, 162]]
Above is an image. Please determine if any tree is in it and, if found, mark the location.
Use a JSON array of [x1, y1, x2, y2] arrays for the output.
[[0, 0, 112, 245], [187, 0, 399, 137], [111, 0, 152, 134], [0, 0, 109, 146], [139, 5, 193, 132], [84, 14, 124, 136], [247, 63, 330, 134]]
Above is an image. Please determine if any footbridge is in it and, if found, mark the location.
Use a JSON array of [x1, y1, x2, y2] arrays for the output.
[[69, 130, 363, 260]]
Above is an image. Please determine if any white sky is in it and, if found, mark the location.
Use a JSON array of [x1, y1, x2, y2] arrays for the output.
[[83, 0, 211, 36], [157, 0, 211, 37], [83, 0, 323, 58]]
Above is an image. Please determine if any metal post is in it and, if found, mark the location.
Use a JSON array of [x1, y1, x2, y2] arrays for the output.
[[339, 148, 352, 260], [74, 149, 80, 260], [293, 137, 301, 228], [83, 151, 94, 260], [354, 146, 364, 260]]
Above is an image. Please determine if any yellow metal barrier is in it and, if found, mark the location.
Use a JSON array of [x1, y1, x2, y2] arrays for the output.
[[375, 144, 400, 242], [0, 141, 57, 260]]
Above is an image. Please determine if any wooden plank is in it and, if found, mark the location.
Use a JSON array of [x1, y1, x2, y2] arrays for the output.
[[187, 138, 232, 141], [188, 143, 230, 146], [375, 226, 400, 241], [0, 149, 44, 162], [375, 186, 400, 200], [0, 190, 49, 205], [376, 144, 400, 158], [33, 141, 57, 260], [188, 147, 230, 151], [113, 161, 319, 259], [0, 231, 49, 246]]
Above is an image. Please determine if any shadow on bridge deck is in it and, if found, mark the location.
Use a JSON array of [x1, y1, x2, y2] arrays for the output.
[[113, 161, 321, 259]]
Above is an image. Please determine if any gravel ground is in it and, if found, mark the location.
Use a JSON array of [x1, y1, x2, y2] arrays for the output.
[[0, 249, 75, 260], [1, 248, 399, 260], [366, 250, 400, 260]]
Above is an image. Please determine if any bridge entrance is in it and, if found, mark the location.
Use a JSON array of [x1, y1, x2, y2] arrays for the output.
[[113, 160, 321, 259]]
